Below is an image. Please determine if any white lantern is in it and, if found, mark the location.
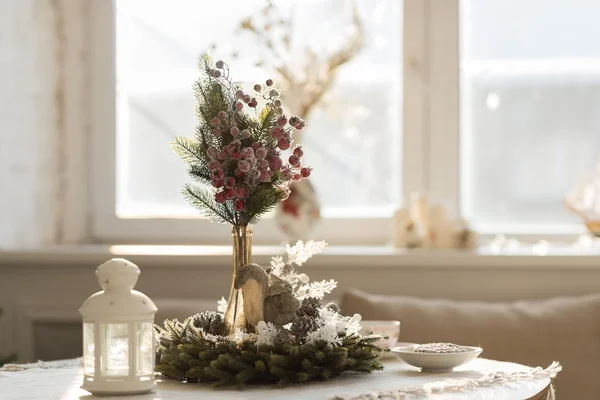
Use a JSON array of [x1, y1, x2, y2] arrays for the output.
[[79, 258, 158, 395]]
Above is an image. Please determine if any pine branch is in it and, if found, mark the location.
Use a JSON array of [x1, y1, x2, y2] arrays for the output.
[[182, 184, 235, 224], [189, 164, 212, 186], [257, 106, 277, 142], [170, 136, 205, 166], [242, 184, 284, 224]]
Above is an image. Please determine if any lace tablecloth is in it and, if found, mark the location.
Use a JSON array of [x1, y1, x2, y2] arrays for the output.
[[0, 358, 556, 400]]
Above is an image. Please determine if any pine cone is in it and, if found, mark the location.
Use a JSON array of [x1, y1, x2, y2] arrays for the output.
[[273, 330, 295, 346], [290, 314, 319, 339], [297, 297, 321, 317], [192, 311, 225, 335]]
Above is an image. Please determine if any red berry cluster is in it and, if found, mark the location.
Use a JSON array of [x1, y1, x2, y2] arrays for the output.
[[204, 61, 312, 213]]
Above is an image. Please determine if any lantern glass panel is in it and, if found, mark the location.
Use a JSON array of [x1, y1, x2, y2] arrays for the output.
[[137, 322, 154, 375], [83, 323, 95, 375], [102, 323, 129, 376]]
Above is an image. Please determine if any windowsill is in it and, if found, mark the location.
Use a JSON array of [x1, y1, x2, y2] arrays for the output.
[[1, 244, 600, 269]]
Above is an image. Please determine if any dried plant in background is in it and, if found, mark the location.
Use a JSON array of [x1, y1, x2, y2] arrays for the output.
[[212, 0, 365, 127]]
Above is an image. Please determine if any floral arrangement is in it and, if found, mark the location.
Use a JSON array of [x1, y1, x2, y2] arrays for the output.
[[171, 56, 311, 225], [155, 241, 385, 386]]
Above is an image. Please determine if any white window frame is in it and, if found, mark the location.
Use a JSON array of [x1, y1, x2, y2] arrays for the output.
[[90, 0, 584, 246], [90, 0, 409, 246]]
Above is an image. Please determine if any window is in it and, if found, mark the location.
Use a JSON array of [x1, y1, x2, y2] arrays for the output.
[[92, 0, 402, 245], [460, 0, 600, 235], [91, 0, 596, 245]]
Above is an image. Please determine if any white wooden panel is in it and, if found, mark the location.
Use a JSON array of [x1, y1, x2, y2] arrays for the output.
[[428, 0, 460, 214]]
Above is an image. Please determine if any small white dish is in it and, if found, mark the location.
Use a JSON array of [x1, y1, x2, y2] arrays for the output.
[[391, 344, 482, 372]]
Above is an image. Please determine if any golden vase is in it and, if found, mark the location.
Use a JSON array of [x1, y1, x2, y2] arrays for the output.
[[224, 225, 252, 334]]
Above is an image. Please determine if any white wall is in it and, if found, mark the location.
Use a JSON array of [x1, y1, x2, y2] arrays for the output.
[[0, 0, 90, 248], [2, 248, 600, 362]]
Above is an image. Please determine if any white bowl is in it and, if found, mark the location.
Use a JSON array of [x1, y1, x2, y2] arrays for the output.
[[359, 320, 400, 349], [391, 344, 482, 372]]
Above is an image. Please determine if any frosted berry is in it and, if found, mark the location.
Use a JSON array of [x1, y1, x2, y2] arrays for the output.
[[255, 147, 268, 159], [293, 146, 304, 157], [235, 101, 244, 111], [277, 116, 288, 127], [215, 191, 226, 203], [248, 98, 258, 108], [271, 127, 284, 140], [207, 146, 218, 159], [300, 167, 311, 178], [234, 199, 246, 212], [266, 79, 273, 87], [273, 99, 282, 107], [238, 160, 251, 173], [231, 151, 241, 160], [293, 173, 301, 181], [254, 84, 262, 92], [270, 156, 283, 170], [208, 160, 220, 171], [218, 111, 227, 120], [243, 94, 252, 104], [288, 155, 300, 166], [211, 169, 224, 180], [251, 169, 261, 179], [211, 117, 221, 127], [224, 177, 235, 189], [215, 60, 224, 69], [241, 147, 254, 159], [240, 129, 250, 139], [235, 90, 244, 99], [236, 186, 249, 199], [212, 178, 223, 188], [225, 188, 236, 199], [278, 138, 291, 150], [230, 127, 240, 137], [259, 170, 272, 182]]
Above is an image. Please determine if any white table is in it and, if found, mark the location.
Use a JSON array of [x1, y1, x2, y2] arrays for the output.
[[0, 358, 552, 400]]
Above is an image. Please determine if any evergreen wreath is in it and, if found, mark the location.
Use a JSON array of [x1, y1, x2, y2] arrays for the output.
[[155, 242, 386, 387]]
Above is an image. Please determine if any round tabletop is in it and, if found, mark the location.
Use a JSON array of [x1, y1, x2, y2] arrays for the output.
[[0, 358, 552, 400]]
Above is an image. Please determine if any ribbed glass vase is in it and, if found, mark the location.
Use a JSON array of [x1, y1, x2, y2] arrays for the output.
[[223, 225, 252, 334]]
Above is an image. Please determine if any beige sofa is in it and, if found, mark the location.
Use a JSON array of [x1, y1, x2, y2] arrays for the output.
[[340, 289, 600, 400]]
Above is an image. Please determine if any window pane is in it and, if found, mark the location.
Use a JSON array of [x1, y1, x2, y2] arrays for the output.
[[116, 0, 401, 217], [460, 0, 600, 228]]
